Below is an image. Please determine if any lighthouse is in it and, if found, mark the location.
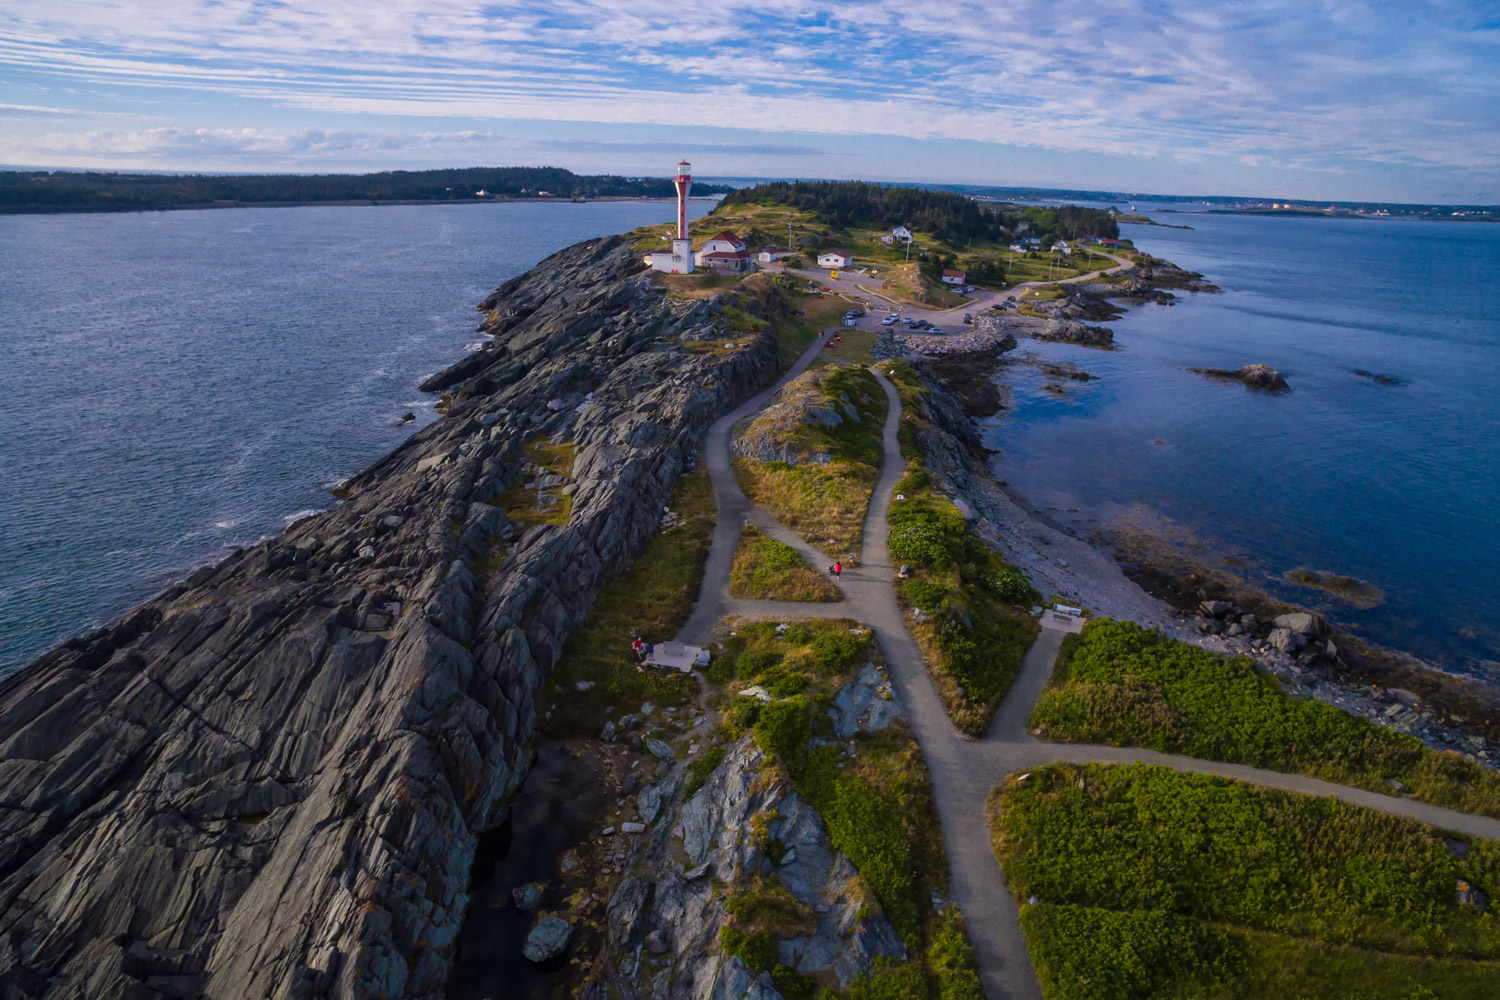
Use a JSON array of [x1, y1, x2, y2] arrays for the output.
[[650, 158, 697, 273], [674, 160, 692, 239]]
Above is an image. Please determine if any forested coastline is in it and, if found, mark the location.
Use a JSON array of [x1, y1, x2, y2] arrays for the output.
[[0, 166, 734, 213]]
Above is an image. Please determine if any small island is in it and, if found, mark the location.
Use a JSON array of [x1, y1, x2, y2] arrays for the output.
[[1189, 363, 1289, 391]]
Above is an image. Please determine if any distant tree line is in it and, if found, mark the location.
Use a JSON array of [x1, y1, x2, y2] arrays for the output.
[[719, 180, 1118, 245], [0, 167, 734, 213]]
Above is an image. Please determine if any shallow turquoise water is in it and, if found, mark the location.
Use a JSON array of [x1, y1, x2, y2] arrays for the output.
[[984, 212, 1500, 676], [0, 201, 708, 677]]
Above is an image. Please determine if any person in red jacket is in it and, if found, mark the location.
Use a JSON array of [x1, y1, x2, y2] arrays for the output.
[[832, 561, 842, 580], [632, 635, 646, 661]]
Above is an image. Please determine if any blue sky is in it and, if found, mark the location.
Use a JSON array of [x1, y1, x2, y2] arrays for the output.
[[2, 1, 1497, 202]]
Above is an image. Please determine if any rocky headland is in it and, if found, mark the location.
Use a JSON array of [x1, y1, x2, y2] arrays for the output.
[[0, 236, 787, 998]]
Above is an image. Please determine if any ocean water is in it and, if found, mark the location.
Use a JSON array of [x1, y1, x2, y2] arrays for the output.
[[985, 212, 1500, 675], [0, 200, 709, 678]]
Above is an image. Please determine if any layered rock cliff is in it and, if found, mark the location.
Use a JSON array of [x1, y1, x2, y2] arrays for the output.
[[0, 236, 779, 999]]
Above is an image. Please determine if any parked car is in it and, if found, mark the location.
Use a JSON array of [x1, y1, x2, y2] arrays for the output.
[[963, 314, 973, 324], [882, 315, 898, 326]]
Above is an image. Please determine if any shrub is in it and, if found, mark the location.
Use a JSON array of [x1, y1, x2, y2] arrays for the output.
[[720, 926, 778, 972], [684, 743, 727, 797], [753, 697, 811, 762], [903, 578, 949, 612], [928, 909, 985, 1000], [836, 958, 928, 1000], [738, 648, 784, 680], [808, 630, 867, 675], [889, 520, 950, 567], [983, 567, 1038, 605], [770, 963, 815, 997]]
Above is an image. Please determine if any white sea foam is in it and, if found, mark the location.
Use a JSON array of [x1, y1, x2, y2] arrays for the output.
[[282, 509, 323, 525]]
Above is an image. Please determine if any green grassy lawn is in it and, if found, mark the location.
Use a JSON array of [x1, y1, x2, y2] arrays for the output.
[[990, 763, 1500, 1000], [542, 466, 715, 735], [729, 524, 842, 602], [1031, 619, 1500, 818], [704, 618, 984, 1000], [774, 291, 849, 373], [733, 365, 887, 563], [880, 362, 1041, 736]]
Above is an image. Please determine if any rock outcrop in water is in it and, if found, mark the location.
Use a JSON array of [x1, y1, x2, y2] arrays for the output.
[[0, 236, 780, 998]]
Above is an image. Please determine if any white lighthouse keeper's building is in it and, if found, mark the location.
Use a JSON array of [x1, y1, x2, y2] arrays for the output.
[[649, 159, 696, 274]]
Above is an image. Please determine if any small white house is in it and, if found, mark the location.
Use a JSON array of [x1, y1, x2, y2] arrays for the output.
[[818, 250, 853, 269], [1055, 240, 1073, 255], [880, 225, 914, 245], [758, 248, 795, 264], [941, 268, 967, 286], [696, 230, 752, 273]]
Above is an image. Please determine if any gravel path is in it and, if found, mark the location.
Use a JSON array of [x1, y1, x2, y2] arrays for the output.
[[678, 336, 1500, 1000]]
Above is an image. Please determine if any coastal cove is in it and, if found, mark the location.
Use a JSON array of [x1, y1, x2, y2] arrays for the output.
[[983, 211, 1500, 677], [0, 199, 711, 677]]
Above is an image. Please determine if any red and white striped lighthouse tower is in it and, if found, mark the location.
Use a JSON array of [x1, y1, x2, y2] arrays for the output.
[[673, 160, 692, 239]]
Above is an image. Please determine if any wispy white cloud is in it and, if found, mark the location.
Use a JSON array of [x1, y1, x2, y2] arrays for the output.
[[0, 0, 1496, 187]]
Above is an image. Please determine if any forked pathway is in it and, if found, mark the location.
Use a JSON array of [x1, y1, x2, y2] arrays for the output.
[[679, 334, 1500, 1000]]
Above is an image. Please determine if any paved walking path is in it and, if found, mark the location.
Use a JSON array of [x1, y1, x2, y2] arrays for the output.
[[678, 336, 1500, 1000]]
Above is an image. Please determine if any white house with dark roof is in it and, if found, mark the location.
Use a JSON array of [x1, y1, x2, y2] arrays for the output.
[[880, 225, 913, 245], [696, 230, 753, 273], [817, 249, 853, 269]]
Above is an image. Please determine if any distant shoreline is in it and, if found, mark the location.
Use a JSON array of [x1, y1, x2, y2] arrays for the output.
[[0, 195, 729, 216]]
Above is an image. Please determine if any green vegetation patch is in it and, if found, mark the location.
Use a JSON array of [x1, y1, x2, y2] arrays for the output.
[[882, 363, 1039, 736], [710, 620, 933, 945], [1031, 619, 1500, 817], [544, 466, 715, 734], [729, 524, 843, 602], [991, 763, 1500, 1000], [705, 618, 983, 1000], [733, 365, 887, 562], [498, 436, 577, 526]]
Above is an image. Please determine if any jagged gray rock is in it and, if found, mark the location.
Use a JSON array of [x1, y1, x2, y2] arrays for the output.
[[523, 916, 573, 963], [0, 235, 779, 998]]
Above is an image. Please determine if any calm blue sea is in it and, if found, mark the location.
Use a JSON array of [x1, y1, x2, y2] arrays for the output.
[[985, 211, 1500, 676], [0, 200, 709, 677]]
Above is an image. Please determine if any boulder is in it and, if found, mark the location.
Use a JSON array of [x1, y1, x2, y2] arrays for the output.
[[512, 883, 543, 911], [1268, 628, 1305, 654], [523, 916, 573, 963], [1199, 600, 1233, 618], [646, 737, 675, 761], [1272, 612, 1324, 636], [1456, 880, 1489, 913], [830, 664, 903, 739]]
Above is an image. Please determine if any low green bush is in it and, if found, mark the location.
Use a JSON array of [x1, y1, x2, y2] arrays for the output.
[[720, 926, 779, 972], [889, 520, 950, 567], [902, 578, 948, 612], [994, 763, 1500, 999], [830, 958, 928, 1000], [1031, 619, 1500, 817], [753, 696, 811, 762], [981, 566, 1039, 606]]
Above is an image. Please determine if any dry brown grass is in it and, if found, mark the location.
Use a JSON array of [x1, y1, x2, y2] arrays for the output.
[[729, 524, 842, 601], [733, 458, 874, 564]]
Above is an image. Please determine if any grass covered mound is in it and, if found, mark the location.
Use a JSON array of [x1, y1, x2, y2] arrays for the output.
[[1032, 619, 1500, 818], [729, 524, 842, 602], [989, 764, 1500, 1000], [543, 467, 715, 734], [882, 362, 1039, 736], [732, 365, 887, 563], [703, 619, 983, 1000]]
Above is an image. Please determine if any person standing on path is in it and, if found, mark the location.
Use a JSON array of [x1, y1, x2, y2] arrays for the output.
[[832, 561, 842, 580]]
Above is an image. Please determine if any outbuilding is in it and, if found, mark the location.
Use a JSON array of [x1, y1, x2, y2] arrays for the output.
[[941, 268, 966, 286], [818, 250, 853, 269]]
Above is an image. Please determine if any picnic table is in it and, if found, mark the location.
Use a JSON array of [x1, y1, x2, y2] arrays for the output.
[[643, 640, 708, 673]]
